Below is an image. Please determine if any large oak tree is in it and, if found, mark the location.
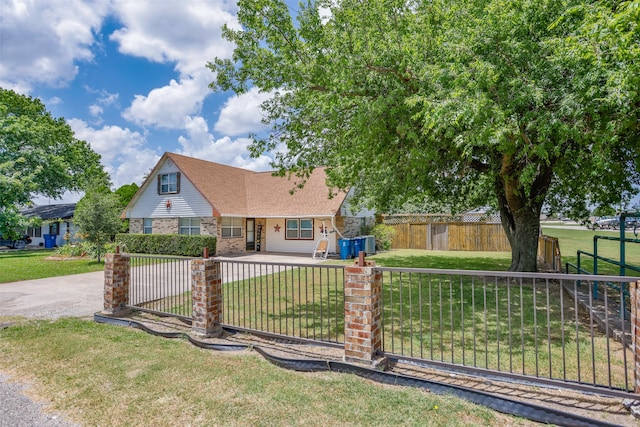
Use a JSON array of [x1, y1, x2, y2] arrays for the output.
[[210, 0, 639, 271], [0, 88, 108, 236]]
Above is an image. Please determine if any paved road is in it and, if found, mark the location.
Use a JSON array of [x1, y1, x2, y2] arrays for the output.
[[0, 272, 102, 427], [0, 373, 78, 427]]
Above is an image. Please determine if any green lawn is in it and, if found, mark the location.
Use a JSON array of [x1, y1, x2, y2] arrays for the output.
[[0, 318, 534, 427], [0, 250, 104, 283], [541, 227, 640, 276]]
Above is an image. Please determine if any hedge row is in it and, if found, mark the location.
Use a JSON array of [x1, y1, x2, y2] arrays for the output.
[[115, 233, 216, 257]]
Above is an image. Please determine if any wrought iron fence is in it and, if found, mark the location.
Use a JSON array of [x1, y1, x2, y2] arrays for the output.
[[378, 267, 636, 396], [127, 254, 193, 319], [220, 260, 345, 344]]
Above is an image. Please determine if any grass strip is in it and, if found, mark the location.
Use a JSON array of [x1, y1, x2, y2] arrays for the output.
[[0, 318, 534, 427]]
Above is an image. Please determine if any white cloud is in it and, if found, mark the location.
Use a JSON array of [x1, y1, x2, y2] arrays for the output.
[[89, 104, 104, 117], [68, 118, 161, 188], [214, 87, 273, 137], [177, 116, 272, 171], [109, 0, 238, 77], [0, 0, 110, 92], [122, 72, 209, 129]]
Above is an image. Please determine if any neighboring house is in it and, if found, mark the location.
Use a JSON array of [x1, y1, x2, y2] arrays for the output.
[[123, 152, 374, 255], [21, 203, 79, 247]]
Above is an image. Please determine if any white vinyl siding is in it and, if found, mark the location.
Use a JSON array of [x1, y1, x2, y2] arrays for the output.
[[265, 218, 336, 253], [127, 160, 211, 218]]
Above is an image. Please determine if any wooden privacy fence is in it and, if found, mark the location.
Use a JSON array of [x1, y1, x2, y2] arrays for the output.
[[389, 222, 511, 252]]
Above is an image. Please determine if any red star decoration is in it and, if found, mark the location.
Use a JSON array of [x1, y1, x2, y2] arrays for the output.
[[274, 224, 281, 232], [319, 225, 325, 233]]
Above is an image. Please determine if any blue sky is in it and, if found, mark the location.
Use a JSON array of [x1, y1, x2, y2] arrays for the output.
[[1, 0, 281, 204], [2, 0, 639, 210]]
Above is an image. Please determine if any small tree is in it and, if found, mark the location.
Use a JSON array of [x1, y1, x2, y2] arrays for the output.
[[74, 188, 122, 262]]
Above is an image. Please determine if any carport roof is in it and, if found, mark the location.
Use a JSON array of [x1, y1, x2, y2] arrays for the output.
[[22, 203, 76, 220]]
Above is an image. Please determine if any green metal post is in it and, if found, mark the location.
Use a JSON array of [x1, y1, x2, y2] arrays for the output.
[[620, 212, 626, 277], [593, 236, 598, 300]]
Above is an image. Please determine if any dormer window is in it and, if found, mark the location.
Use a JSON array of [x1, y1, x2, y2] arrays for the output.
[[157, 172, 180, 194]]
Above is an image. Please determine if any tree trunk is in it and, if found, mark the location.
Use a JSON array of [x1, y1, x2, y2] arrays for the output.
[[495, 154, 553, 272]]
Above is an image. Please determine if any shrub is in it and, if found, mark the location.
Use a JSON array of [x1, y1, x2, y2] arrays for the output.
[[115, 234, 216, 257], [372, 224, 395, 251]]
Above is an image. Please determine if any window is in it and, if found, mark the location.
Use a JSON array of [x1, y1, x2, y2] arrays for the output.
[[27, 226, 42, 238], [286, 219, 314, 240], [49, 222, 60, 236], [157, 172, 180, 194], [143, 218, 153, 234], [179, 217, 200, 235], [221, 217, 242, 238]]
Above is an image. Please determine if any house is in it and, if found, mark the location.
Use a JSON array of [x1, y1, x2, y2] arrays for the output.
[[21, 203, 79, 247], [122, 152, 374, 255]]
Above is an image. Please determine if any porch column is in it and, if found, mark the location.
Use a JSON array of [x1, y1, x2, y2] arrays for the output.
[[343, 259, 384, 367], [103, 251, 130, 316], [191, 257, 223, 337]]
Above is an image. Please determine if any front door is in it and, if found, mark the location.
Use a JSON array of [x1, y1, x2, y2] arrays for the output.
[[246, 218, 255, 251]]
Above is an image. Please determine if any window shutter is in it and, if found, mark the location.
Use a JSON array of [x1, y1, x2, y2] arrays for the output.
[[176, 172, 181, 193], [157, 174, 161, 194]]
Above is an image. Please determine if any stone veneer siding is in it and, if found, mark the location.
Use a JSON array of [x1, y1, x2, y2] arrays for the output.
[[200, 217, 217, 236], [129, 218, 143, 234], [216, 218, 246, 255], [153, 218, 179, 234], [341, 216, 375, 238]]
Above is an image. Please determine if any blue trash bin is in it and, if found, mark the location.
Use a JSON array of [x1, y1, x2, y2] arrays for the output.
[[353, 237, 366, 256], [43, 234, 56, 248], [339, 239, 351, 260], [347, 238, 356, 258]]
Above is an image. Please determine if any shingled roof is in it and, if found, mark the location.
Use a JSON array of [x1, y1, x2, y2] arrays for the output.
[[22, 203, 76, 220], [164, 152, 347, 217]]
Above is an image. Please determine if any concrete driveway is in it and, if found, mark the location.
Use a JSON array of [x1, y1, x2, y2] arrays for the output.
[[0, 271, 104, 319], [0, 252, 335, 320]]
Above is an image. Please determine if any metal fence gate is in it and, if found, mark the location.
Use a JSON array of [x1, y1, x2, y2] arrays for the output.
[[379, 267, 636, 397]]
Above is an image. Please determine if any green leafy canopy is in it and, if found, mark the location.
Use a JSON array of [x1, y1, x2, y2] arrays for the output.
[[210, 0, 639, 270], [0, 88, 108, 237]]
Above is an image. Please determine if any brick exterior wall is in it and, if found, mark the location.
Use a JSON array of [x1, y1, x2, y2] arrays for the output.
[[129, 218, 143, 234], [153, 217, 179, 234], [191, 258, 223, 337], [103, 252, 130, 316], [215, 219, 246, 254], [343, 261, 382, 363], [201, 217, 217, 236]]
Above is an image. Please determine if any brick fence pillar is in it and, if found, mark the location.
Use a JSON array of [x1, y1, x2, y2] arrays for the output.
[[191, 257, 222, 337], [632, 281, 640, 393], [344, 260, 384, 365], [103, 251, 130, 316]]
